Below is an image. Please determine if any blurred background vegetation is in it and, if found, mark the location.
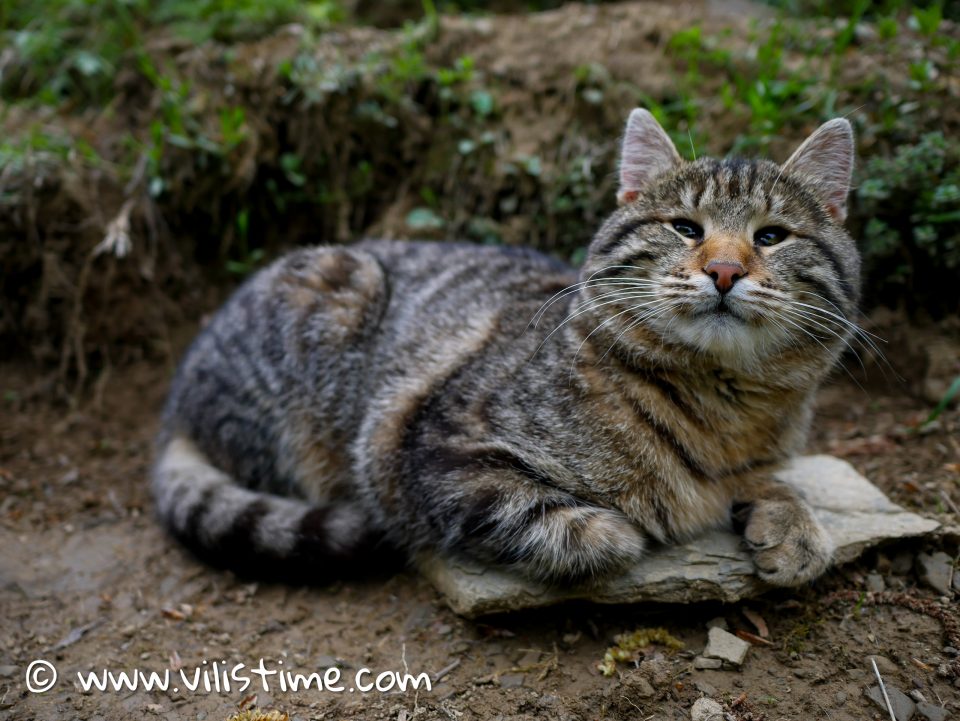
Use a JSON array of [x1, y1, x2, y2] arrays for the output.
[[0, 0, 957, 387]]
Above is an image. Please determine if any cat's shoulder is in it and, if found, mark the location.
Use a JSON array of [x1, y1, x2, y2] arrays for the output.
[[356, 238, 573, 273]]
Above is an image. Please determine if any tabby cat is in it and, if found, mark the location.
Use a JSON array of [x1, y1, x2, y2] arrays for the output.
[[153, 109, 860, 587]]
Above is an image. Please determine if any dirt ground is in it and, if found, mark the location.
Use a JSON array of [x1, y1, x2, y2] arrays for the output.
[[1, 315, 958, 721]]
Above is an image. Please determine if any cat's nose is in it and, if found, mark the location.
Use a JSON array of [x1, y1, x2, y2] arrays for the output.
[[703, 261, 746, 294]]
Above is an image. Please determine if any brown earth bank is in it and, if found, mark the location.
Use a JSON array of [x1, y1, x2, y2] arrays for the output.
[[0, 316, 958, 721], [2, 0, 958, 390]]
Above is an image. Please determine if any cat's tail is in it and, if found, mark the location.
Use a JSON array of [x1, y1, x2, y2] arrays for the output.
[[151, 435, 399, 581]]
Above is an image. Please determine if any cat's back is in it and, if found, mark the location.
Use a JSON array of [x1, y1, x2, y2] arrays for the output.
[[357, 239, 577, 371]]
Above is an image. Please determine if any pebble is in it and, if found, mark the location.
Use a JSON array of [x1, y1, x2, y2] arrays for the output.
[[891, 551, 915, 576], [693, 656, 723, 670], [917, 702, 949, 721], [705, 617, 729, 631], [869, 655, 898, 675], [917, 552, 954, 595], [0, 665, 17, 678], [691, 697, 724, 721], [498, 674, 524, 689], [865, 685, 917, 721], [695, 680, 718, 696], [835, 691, 847, 704], [943, 647, 959, 657], [639, 657, 671, 687], [703, 627, 750, 667], [866, 572, 887, 593], [629, 676, 656, 698]]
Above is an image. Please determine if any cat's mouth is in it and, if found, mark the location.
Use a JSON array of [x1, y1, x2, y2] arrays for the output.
[[699, 298, 744, 320]]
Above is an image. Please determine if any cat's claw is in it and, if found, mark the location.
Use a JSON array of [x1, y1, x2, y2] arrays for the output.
[[742, 499, 833, 586]]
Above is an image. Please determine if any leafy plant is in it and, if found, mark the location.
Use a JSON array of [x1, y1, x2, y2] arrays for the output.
[[856, 132, 960, 313]]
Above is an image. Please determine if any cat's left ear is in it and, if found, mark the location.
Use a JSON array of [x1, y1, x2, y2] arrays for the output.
[[618, 108, 681, 205], [781, 118, 854, 222]]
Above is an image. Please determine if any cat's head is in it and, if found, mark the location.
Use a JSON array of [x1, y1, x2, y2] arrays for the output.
[[581, 109, 861, 369]]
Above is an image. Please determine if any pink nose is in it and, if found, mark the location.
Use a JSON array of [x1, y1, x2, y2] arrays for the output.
[[704, 261, 745, 294]]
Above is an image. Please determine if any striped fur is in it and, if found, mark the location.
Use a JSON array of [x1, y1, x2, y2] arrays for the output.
[[153, 113, 860, 587]]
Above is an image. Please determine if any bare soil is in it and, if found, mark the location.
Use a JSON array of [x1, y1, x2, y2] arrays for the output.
[[1, 317, 958, 721]]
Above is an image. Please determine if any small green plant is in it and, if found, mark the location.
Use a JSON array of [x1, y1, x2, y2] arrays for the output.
[[857, 132, 960, 313], [919, 376, 960, 428]]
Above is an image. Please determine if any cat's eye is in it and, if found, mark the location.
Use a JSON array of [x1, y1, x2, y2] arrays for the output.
[[670, 219, 704, 241], [754, 226, 790, 246]]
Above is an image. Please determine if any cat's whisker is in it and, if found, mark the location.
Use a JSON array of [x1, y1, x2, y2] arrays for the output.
[[788, 294, 901, 380], [777, 305, 868, 374], [794, 291, 885, 342], [571, 298, 674, 361], [530, 291, 667, 360], [789, 298, 885, 346], [526, 269, 661, 326], [565, 298, 680, 378], [573, 299, 667, 363], [781, 301, 887, 369], [597, 301, 685, 364], [772, 306, 873, 391], [528, 277, 664, 329]]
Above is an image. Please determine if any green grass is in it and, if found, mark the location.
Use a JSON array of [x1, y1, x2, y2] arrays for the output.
[[0, 0, 341, 106]]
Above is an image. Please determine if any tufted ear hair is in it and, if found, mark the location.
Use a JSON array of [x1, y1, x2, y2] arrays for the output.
[[617, 108, 682, 205], [781, 118, 855, 222]]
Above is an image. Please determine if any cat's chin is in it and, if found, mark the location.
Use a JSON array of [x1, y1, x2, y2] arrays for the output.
[[661, 311, 786, 368]]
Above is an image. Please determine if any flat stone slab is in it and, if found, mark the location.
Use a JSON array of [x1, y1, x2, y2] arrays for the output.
[[420, 455, 940, 617]]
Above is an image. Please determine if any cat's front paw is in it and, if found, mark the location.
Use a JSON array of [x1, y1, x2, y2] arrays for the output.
[[741, 499, 833, 586]]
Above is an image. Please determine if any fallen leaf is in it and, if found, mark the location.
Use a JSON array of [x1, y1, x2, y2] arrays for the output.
[[735, 629, 773, 647], [742, 608, 769, 638], [828, 435, 896, 457]]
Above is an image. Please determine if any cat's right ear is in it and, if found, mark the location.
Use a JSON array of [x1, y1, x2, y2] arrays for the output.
[[618, 108, 682, 205]]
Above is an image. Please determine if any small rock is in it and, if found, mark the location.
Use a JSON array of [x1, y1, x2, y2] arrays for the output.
[[865, 685, 917, 721], [706, 617, 729, 631], [943, 647, 959, 657], [917, 552, 954, 595], [515, 650, 541, 668], [627, 675, 656, 698], [866, 572, 886, 593], [891, 552, 915, 576], [917, 702, 949, 721], [695, 680, 718, 696], [694, 656, 723, 670], [835, 691, 847, 704], [0, 665, 17, 678], [909, 690, 927, 704], [703, 627, 750, 667], [691, 697, 724, 721], [639, 657, 671, 687], [498, 674, 524, 689], [316, 655, 339, 668], [869, 655, 899, 675]]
